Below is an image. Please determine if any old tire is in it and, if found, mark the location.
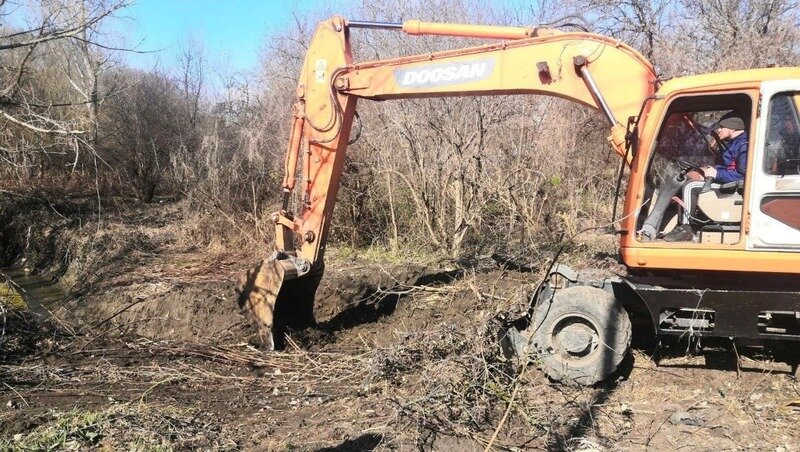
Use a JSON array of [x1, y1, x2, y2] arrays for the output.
[[531, 285, 631, 385]]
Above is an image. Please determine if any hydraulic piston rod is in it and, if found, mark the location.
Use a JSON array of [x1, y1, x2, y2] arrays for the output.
[[347, 19, 542, 40], [347, 20, 403, 30], [574, 55, 618, 126]]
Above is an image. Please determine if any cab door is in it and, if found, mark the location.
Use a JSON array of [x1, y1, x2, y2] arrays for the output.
[[746, 80, 800, 250]]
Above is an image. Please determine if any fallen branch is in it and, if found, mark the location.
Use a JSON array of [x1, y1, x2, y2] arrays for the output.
[[3, 381, 30, 407]]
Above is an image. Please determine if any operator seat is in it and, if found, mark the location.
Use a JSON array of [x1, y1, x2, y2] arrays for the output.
[[681, 180, 745, 244]]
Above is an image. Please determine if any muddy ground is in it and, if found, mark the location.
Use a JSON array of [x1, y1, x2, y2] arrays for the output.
[[1, 197, 799, 450]]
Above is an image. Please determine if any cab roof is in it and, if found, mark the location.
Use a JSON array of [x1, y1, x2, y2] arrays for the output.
[[658, 67, 800, 95]]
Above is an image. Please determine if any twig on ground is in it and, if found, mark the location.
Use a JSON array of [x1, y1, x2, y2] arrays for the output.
[[3, 381, 31, 407], [485, 361, 527, 452], [138, 375, 189, 404]]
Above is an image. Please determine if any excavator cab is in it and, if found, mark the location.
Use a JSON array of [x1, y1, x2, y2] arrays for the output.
[[633, 84, 800, 250], [636, 93, 752, 243], [621, 73, 800, 270]]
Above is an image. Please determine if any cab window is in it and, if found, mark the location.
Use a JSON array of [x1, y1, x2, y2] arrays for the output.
[[764, 91, 800, 176]]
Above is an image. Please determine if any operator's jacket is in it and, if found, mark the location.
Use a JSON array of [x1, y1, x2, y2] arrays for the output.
[[714, 133, 748, 183]]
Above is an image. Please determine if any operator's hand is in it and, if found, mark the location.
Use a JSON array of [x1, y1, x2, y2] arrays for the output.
[[686, 170, 704, 181], [702, 166, 717, 179]]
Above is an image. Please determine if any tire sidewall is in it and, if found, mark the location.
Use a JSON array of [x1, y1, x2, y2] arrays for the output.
[[532, 285, 632, 385]]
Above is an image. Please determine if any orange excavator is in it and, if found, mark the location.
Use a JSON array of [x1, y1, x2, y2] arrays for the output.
[[238, 16, 800, 384]]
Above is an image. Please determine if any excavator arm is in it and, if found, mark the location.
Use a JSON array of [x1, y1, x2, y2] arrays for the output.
[[238, 15, 657, 349]]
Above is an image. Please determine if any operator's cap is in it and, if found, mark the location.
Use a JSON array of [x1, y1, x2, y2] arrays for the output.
[[718, 114, 745, 131]]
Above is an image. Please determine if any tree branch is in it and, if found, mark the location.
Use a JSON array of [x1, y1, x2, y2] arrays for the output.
[[1, 110, 85, 135], [0, 1, 127, 51]]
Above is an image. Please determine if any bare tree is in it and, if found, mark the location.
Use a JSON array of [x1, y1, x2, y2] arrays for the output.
[[102, 69, 186, 202], [0, 0, 129, 180], [681, 0, 800, 70]]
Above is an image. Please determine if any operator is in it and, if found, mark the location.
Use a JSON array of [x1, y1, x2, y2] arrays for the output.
[[660, 114, 748, 242], [701, 115, 748, 183]]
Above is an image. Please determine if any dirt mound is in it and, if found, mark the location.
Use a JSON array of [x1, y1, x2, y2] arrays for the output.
[[59, 260, 471, 348], [1, 197, 483, 347], [64, 281, 249, 343]]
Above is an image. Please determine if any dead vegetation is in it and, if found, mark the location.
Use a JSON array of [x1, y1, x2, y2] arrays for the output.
[[3, 184, 799, 450], [2, 405, 238, 451], [3, 1, 799, 259], [3, 276, 799, 450], [2, 0, 800, 450]]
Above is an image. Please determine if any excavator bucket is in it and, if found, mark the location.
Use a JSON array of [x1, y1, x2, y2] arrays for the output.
[[236, 253, 320, 350]]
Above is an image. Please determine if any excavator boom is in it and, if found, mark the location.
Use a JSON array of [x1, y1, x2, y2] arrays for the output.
[[238, 16, 657, 348]]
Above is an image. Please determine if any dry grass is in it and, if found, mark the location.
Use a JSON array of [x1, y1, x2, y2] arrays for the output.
[[1, 404, 238, 451], [0, 305, 57, 366], [2, 279, 800, 450]]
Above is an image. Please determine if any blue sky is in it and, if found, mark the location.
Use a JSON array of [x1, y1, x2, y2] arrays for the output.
[[7, 0, 532, 76], [122, 0, 317, 74], [120, 0, 534, 75]]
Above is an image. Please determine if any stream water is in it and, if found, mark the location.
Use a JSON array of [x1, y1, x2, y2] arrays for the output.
[[0, 266, 69, 316]]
